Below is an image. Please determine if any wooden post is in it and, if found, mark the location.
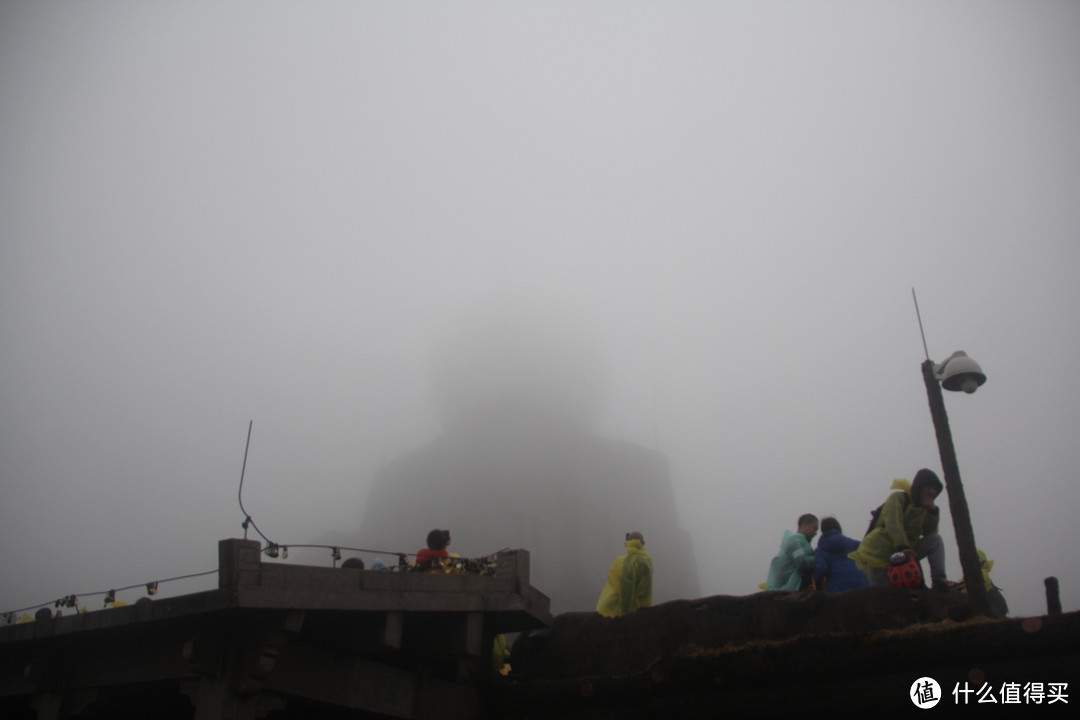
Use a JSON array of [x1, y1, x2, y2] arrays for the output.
[[922, 360, 990, 616], [1045, 577, 1062, 616]]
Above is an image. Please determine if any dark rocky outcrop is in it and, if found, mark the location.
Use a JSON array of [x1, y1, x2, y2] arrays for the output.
[[511, 586, 975, 680], [495, 589, 1080, 718]]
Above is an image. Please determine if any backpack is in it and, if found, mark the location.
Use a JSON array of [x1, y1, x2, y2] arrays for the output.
[[888, 555, 924, 588], [865, 492, 911, 537]]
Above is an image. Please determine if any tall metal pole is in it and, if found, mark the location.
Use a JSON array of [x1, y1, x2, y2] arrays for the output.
[[921, 360, 990, 616]]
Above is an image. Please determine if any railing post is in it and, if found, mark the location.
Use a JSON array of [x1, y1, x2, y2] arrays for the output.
[[218, 539, 263, 594], [1044, 577, 1062, 616]]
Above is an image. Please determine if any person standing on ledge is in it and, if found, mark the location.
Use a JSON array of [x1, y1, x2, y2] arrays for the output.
[[597, 531, 653, 617]]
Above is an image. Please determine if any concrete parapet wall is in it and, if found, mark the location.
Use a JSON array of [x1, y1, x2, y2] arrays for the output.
[[1, 539, 554, 720]]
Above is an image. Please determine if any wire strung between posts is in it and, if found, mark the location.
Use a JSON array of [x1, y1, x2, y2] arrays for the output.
[[259, 543, 514, 562], [2, 569, 218, 617], [267, 543, 422, 558]]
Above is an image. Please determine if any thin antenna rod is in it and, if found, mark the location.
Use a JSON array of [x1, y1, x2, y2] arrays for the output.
[[238, 420, 253, 539], [912, 288, 930, 361], [652, 379, 659, 454], [651, 339, 660, 453]]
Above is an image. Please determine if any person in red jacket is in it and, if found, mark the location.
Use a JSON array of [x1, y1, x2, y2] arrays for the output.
[[415, 528, 452, 572]]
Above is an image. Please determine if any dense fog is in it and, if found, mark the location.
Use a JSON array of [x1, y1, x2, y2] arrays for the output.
[[2, 1, 1079, 620]]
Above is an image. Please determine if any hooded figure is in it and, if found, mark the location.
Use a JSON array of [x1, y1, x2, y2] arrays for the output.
[[596, 533, 653, 617], [849, 469, 948, 589], [814, 518, 869, 593]]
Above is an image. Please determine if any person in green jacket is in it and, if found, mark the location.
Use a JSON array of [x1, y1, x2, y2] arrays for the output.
[[766, 514, 819, 591], [849, 469, 948, 590], [596, 531, 653, 617]]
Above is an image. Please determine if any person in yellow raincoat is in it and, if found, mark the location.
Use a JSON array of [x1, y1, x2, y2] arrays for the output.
[[596, 531, 653, 617], [961, 549, 1009, 617], [849, 470, 949, 590]]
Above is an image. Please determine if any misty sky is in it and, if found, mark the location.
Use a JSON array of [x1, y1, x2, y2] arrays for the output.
[[2, 1, 1078, 619]]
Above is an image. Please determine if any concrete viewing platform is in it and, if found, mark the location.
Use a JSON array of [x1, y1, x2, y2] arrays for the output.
[[0, 538, 553, 720]]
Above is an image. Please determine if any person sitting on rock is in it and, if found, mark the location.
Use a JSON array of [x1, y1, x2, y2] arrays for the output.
[[766, 514, 818, 591], [849, 469, 951, 590], [596, 531, 653, 617], [813, 517, 869, 592]]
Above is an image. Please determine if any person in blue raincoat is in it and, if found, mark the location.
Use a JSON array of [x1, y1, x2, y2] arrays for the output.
[[596, 531, 653, 617], [813, 517, 869, 593], [766, 514, 818, 591]]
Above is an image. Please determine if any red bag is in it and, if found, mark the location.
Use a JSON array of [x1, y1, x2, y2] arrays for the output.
[[888, 556, 924, 588]]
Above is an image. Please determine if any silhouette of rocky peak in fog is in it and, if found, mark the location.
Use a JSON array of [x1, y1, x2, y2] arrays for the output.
[[360, 303, 698, 613]]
